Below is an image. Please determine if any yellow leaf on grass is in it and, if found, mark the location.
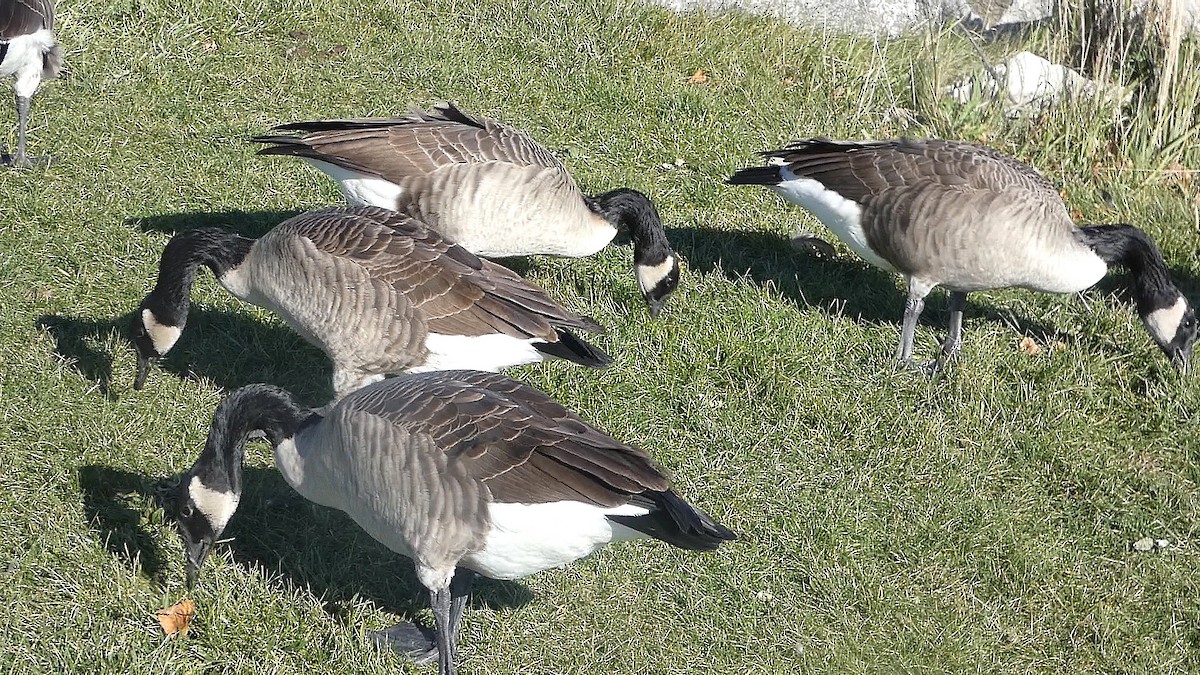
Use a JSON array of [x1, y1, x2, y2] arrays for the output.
[[156, 598, 196, 636], [687, 69, 708, 84], [1017, 337, 1041, 355]]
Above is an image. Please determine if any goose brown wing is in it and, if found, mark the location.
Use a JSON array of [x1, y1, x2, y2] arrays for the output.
[[256, 102, 566, 182], [763, 138, 1060, 204], [283, 206, 601, 340], [0, 0, 52, 38], [347, 370, 670, 507]]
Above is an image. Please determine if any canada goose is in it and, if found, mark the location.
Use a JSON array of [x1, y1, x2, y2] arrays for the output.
[[250, 102, 681, 317], [177, 372, 736, 675], [729, 138, 1197, 373], [131, 205, 611, 398], [0, 0, 60, 168]]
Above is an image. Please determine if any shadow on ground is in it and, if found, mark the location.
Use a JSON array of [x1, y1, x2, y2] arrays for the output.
[[78, 464, 532, 620], [667, 224, 1069, 342], [128, 209, 303, 238], [38, 307, 334, 404]]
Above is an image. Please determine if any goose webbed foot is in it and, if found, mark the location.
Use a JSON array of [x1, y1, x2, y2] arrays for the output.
[[0, 149, 52, 169], [896, 357, 944, 375], [370, 622, 439, 664]]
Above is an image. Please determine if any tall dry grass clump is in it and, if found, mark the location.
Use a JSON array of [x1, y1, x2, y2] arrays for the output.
[[1055, 0, 1200, 169]]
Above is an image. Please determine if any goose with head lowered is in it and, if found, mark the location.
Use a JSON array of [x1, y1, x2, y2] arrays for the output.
[[729, 138, 1197, 373], [131, 205, 611, 398], [177, 372, 736, 675], [0, 0, 61, 168], [250, 102, 681, 317]]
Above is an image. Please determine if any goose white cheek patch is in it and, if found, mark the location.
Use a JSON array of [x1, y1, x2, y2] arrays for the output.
[[143, 309, 183, 355], [189, 476, 240, 537], [1146, 297, 1188, 346], [635, 258, 676, 294]]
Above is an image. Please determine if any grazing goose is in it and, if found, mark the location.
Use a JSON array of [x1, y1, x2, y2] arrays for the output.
[[729, 138, 1197, 372], [131, 205, 611, 398], [0, 0, 60, 168], [251, 102, 681, 317], [177, 372, 736, 675]]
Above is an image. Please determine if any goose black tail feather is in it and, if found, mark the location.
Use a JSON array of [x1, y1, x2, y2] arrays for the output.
[[608, 490, 737, 551], [533, 330, 612, 368], [252, 136, 382, 177], [726, 165, 783, 186]]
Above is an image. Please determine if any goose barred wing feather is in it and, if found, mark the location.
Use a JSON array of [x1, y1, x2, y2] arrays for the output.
[[764, 138, 1061, 203], [286, 206, 602, 340], [0, 0, 52, 38], [345, 371, 671, 507], [256, 102, 567, 182]]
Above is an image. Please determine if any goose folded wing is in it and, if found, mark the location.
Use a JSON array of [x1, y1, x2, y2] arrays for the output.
[[338, 210, 598, 337], [265, 103, 565, 183], [0, 0, 51, 38], [361, 371, 670, 507]]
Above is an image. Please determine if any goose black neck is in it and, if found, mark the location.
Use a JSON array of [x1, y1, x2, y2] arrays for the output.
[[1078, 224, 1178, 313], [588, 188, 673, 266], [144, 228, 254, 326], [192, 384, 316, 493]]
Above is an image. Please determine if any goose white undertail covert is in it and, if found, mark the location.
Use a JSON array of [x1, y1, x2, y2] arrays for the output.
[[730, 138, 1197, 373], [0, 0, 61, 168], [177, 373, 736, 675], [131, 206, 611, 398], [251, 102, 681, 317]]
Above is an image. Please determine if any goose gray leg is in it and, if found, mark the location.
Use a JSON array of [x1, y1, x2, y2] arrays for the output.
[[7, 95, 33, 169], [370, 569, 474, 667], [7, 95, 51, 169], [896, 279, 937, 372], [939, 291, 968, 360], [447, 568, 476, 643], [432, 583, 456, 675]]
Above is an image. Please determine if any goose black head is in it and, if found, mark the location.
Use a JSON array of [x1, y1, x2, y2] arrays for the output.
[[177, 474, 240, 589], [130, 304, 184, 390], [1141, 293, 1197, 374], [635, 255, 681, 319], [590, 188, 680, 318]]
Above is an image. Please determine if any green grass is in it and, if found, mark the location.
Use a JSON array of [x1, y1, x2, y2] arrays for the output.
[[3, 0, 1200, 672]]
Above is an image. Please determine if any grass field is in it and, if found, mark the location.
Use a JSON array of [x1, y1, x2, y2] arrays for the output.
[[2, 0, 1200, 672]]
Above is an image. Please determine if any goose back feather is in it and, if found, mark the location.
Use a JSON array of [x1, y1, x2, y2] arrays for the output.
[[730, 138, 1197, 371], [133, 206, 611, 396], [181, 375, 735, 674], [255, 104, 610, 258]]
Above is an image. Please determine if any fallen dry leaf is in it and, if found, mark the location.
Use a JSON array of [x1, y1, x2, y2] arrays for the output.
[[156, 598, 196, 636], [686, 69, 707, 84], [1017, 337, 1041, 356]]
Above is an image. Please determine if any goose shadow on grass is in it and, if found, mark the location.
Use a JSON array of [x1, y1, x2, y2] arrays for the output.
[[664, 224, 1173, 355], [78, 464, 532, 622], [37, 307, 335, 404], [128, 209, 304, 239]]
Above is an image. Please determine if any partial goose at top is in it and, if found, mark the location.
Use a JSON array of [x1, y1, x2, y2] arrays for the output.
[[0, 0, 61, 168], [177, 372, 736, 675], [251, 102, 681, 317], [729, 138, 1197, 373], [131, 205, 611, 398]]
